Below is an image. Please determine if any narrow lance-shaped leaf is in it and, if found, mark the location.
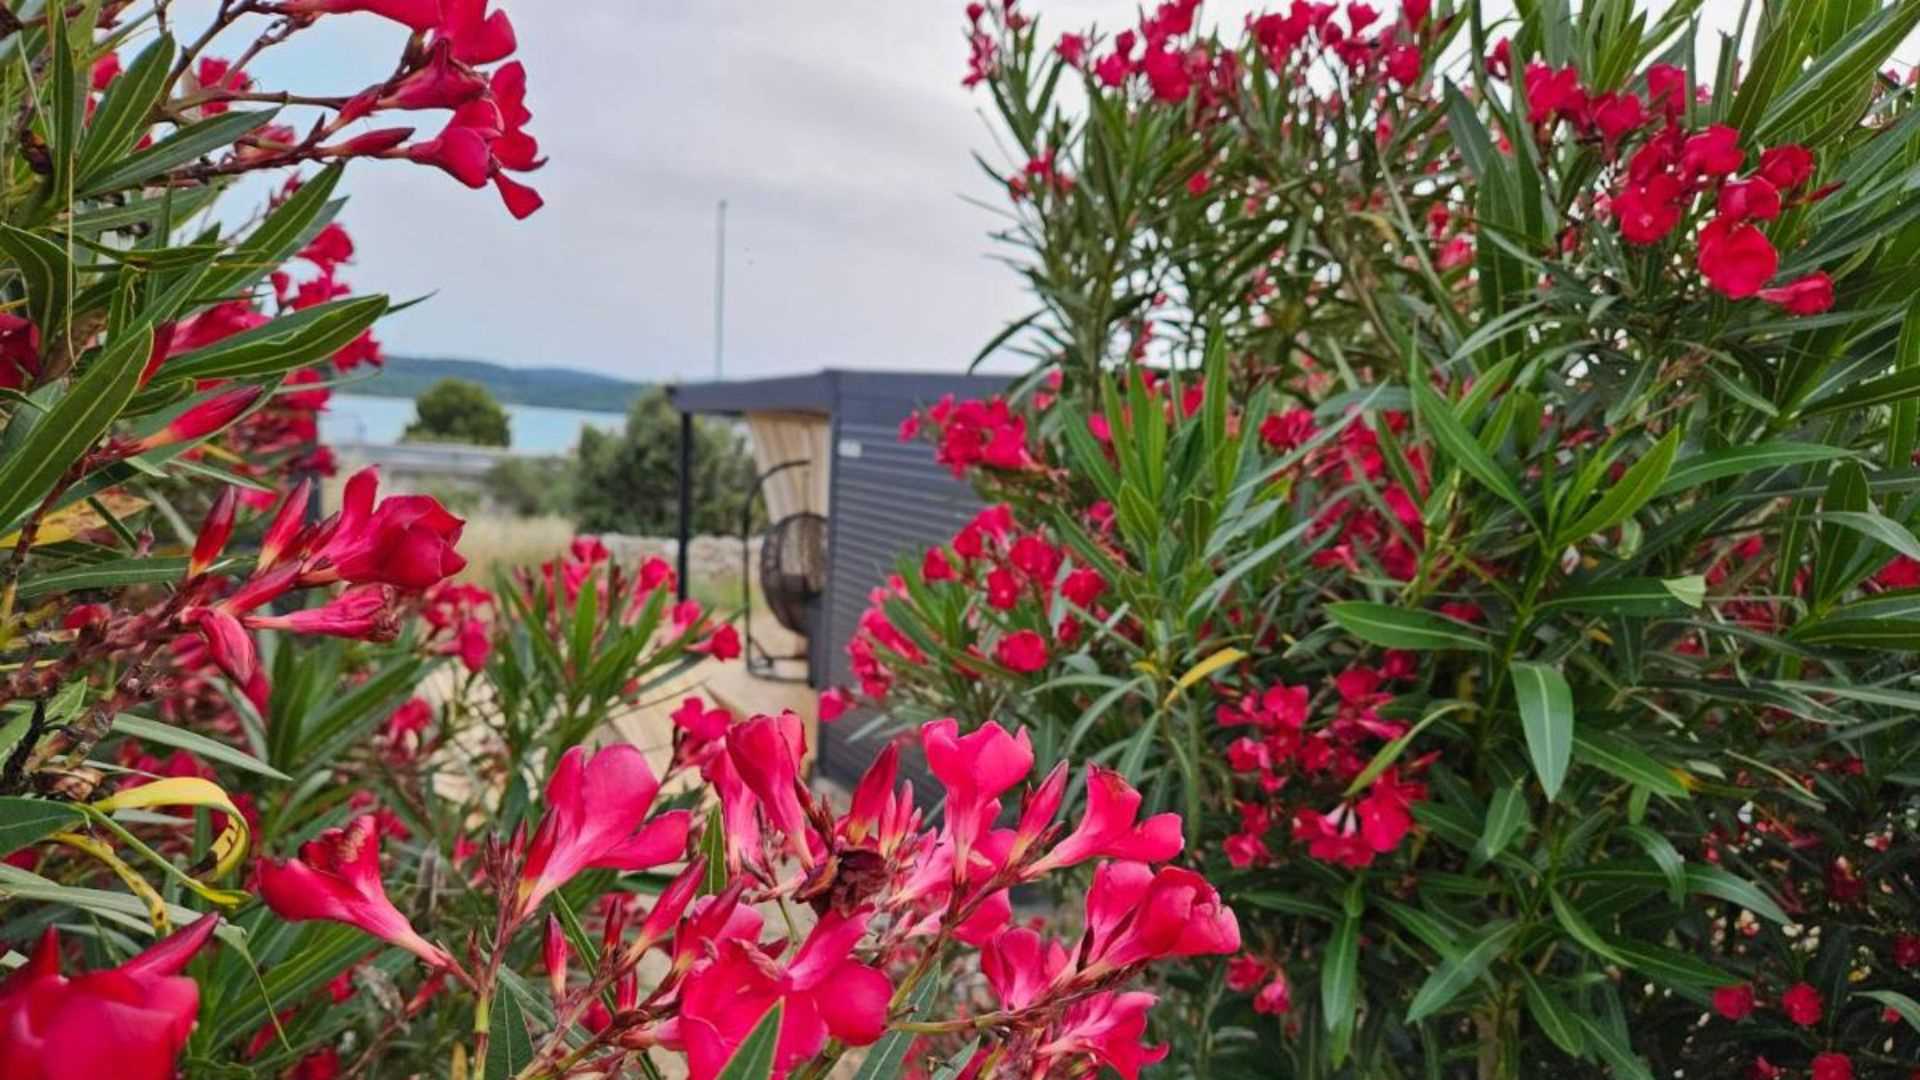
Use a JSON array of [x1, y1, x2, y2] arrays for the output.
[[1328, 602, 1493, 652], [0, 327, 154, 534], [1511, 661, 1573, 801], [1412, 381, 1535, 526], [1556, 428, 1679, 546], [1405, 921, 1521, 1023]]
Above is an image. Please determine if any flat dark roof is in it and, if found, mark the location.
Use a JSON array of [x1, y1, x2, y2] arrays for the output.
[[666, 369, 1009, 417]]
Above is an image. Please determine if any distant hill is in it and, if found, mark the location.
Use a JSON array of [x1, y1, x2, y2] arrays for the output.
[[352, 356, 649, 414]]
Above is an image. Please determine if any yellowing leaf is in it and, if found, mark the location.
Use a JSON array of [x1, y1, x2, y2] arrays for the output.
[[52, 831, 171, 931], [1163, 647, 1246, 706], [93, 776, 250, 880], [0, 491, 148, 548]]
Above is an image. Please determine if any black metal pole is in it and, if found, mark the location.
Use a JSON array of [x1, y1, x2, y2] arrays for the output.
[[676, 411, 693, 603]]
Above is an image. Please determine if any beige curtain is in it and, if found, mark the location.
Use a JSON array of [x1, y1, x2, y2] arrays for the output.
[[744, 412, 831, 522]]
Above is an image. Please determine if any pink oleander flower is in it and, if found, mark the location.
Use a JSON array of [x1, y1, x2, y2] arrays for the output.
[[726, 711, 813, 866], [675, 910, 891, 1080], [299, 467, 467, 590], [1023, 765, 1183, 877], [1081, 861, 1240, 975], [1757, 271, 1834, 315], [0, 914, 221, 1080], [383, 41, 489, 110], [1035, 991, 1168, 1080], [434, 0, 518, 65], [922, 718, 1033, 873], [258, 815, 452, 969], [515, 745, 689, 921]]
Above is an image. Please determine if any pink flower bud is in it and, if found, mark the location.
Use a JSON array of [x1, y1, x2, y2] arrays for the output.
[[333, 127, 415, 156], [243, 585, 398, 641], [543, 915, 569, 1003], [256, 479, 312, 571], [276, 0, 441, 31], [189, 487, 238, 578], [844, 743, 900, 845], [186, 607, 257, 684], [135, 386, 263, 451], [633, 857, 705, 957]]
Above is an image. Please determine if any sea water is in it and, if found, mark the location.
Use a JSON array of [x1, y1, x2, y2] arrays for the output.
[[318, 393, 623, 455]]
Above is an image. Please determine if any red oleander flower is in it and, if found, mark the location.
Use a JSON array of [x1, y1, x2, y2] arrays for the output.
[[1895, 933, 1920, 968], [258, 815, 452, 968], [694, 622, 742, 660], [672, 696, 733, 743], [517, 745, 690, 920], [185, 607, 258, 684], [1056, 33, 1086, 66], [1811, 1053, 1853, 1080], [1613, 173, 1684, 245], [1780, 982, 1822, 1026], [1060, 566, 1107, 607], [0, 915, 221, 1080], [1757, 271, 1834, 315], [1254, 973, 1292, 1015], [1225, 954, 1268, 992], [1718, 176, 1781, 222], [1697, 217, 1778, 299], [1383, 43, 1422, 87], [818, 686, 852, 722], [1646, 63, 1687, 114], [996, 628, 1051, 672], [1681, 124, 1744, 176], [1591, 91, 1647, 150], [1142, 46, 1192, 102], [1713, 983, 1755, 1020], [922, 546, 958, 582], [1758, 144, 1814, 190]]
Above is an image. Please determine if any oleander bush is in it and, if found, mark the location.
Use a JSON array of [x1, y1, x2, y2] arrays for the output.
[[844, 0, 1920, 1076], [0, 3, 1250, 1079]]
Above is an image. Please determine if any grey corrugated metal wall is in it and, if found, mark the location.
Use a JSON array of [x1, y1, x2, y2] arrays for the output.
[[814, 389, 989, 788]]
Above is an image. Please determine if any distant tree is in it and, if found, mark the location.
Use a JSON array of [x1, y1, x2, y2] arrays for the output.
[[403, 378, 511, 447], [484, 456, 575, 517], [573, 390, 758, 535]]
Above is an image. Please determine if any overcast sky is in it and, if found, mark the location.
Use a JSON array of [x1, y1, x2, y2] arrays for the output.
[[219, 1, 1751, 385]]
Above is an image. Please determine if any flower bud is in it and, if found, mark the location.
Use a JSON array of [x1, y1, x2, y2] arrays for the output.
[[134, 386, 263, 452], [630, 857, 705, 962], [190, 486, 238, 578], [543, 914, 569, 1004], [256, 479, 313, 571]]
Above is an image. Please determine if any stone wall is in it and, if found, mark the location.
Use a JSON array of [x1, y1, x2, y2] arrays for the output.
[[597, 533, 761, 583]]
